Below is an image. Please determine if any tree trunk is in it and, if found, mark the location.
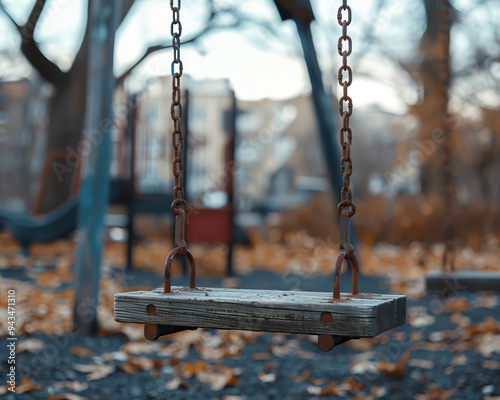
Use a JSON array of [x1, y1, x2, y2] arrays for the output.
[[414, 0, 453, 195], [39, 17, 90, 213]]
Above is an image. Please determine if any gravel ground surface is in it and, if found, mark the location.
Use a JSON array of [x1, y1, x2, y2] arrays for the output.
[[1, 266, 499, 400]]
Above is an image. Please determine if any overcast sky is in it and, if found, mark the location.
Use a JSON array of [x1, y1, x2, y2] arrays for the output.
[[0, 0, 498, 111]]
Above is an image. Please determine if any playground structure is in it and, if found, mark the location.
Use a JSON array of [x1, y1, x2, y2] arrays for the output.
[[123, 78, 239, 273], [0, 77, 240, 270]]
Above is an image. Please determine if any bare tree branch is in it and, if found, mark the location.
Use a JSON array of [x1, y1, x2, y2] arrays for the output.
[[0, 0, 66, 85], [117, 2, 281, 85], [121, 0, 135, 24], [117, 0, 218, 84], [117, 26, 213, 85]]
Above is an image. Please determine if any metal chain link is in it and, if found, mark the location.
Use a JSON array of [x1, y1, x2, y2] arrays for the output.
[[163, 0, 197, 294], [170, 0, 185, 210], [337, 0, 355, 217], [331, 0, 359, 301], [440, 0, 455, 272]]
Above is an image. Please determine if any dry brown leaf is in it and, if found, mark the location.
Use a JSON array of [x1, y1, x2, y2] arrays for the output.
[[378, 352, 409, 378], [87, 365, 115, 381], [310, 377, 329, 386], [451, 354, 467, 365], [443, 297, 470, 312], [346, 338, 374, 351], [415, 384, 455, 400], [186, 330, 255, 361], [170, 356, 179, 366], [408, 359, 435, 369], [127, 355, 157, 371], [464, 317, 500, 336], [47, 394, 87, 400], [448, 341, 470, 352], [352, 397, 373, 400], [320, 382, 340, 396], [73, 364, 115, 381], [36, 269, 66, 287], [17, 376, 43, 394], [17, 338, 45, 353], [197, 368, 238, 391], [101, 351, 128, 362], [263, 363, 276, 371], [350, 360, 378, 375], [71, 346, 95, 357], [119, 363, 138, 374], [252, 353, 271, 361], [306, 383, 342, 396], [181, 360, 207, 378], [258, 372, 276, 384], [449, 312, 470, 327], [475, 335, 500, 357], [411, 342, 448, 352], [392, 332, 406, 341], [268, 344, 291, 357], [408, 307, 436, 327], [290, 370, 309, 382], [306, 386, 322, 395], [371, 386, 387, 398], [472, 295, 499, 309], [120, 341, 160, 355], [54, 381, 88, 392], [343, 376, 366, 393], [429, 331, 455, 342], [483, 360, 500, 369], [377, 335, 390, 344], [268, 342, 314, 359], [164, 377, 186, 390], [169, 329, 205, 348]]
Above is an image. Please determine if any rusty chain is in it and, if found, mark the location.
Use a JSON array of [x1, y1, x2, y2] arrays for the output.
[[171, 0, 184, 207], [440, 0, 455, 272], [164, 0, 196, 293], [337, 0, 355, 218], [331, 0, 359, 301]]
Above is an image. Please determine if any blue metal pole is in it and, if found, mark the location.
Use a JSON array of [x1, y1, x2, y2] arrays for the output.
[[73, 0, 121, 334]]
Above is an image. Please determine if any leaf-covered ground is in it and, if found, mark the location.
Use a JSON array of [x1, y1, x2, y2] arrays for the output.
[[0, 230, 499, 399]]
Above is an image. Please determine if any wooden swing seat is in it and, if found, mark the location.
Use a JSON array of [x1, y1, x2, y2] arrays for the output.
[[426, 270, 500, 293], [114, 286, 406, 338]]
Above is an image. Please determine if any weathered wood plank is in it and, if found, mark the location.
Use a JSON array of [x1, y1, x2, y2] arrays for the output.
[[426, 270, 500, 293], [115, 287, 406, 337]]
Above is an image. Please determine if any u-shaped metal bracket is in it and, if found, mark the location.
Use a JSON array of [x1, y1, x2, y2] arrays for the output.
[[333, 250, 358, 299], [164, 247, 196, 293]]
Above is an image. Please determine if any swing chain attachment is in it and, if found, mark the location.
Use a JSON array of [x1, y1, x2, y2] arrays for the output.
[[164, 0, 197, 293], [332, 209, 359, 299], [332, 0, 358, 300]]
